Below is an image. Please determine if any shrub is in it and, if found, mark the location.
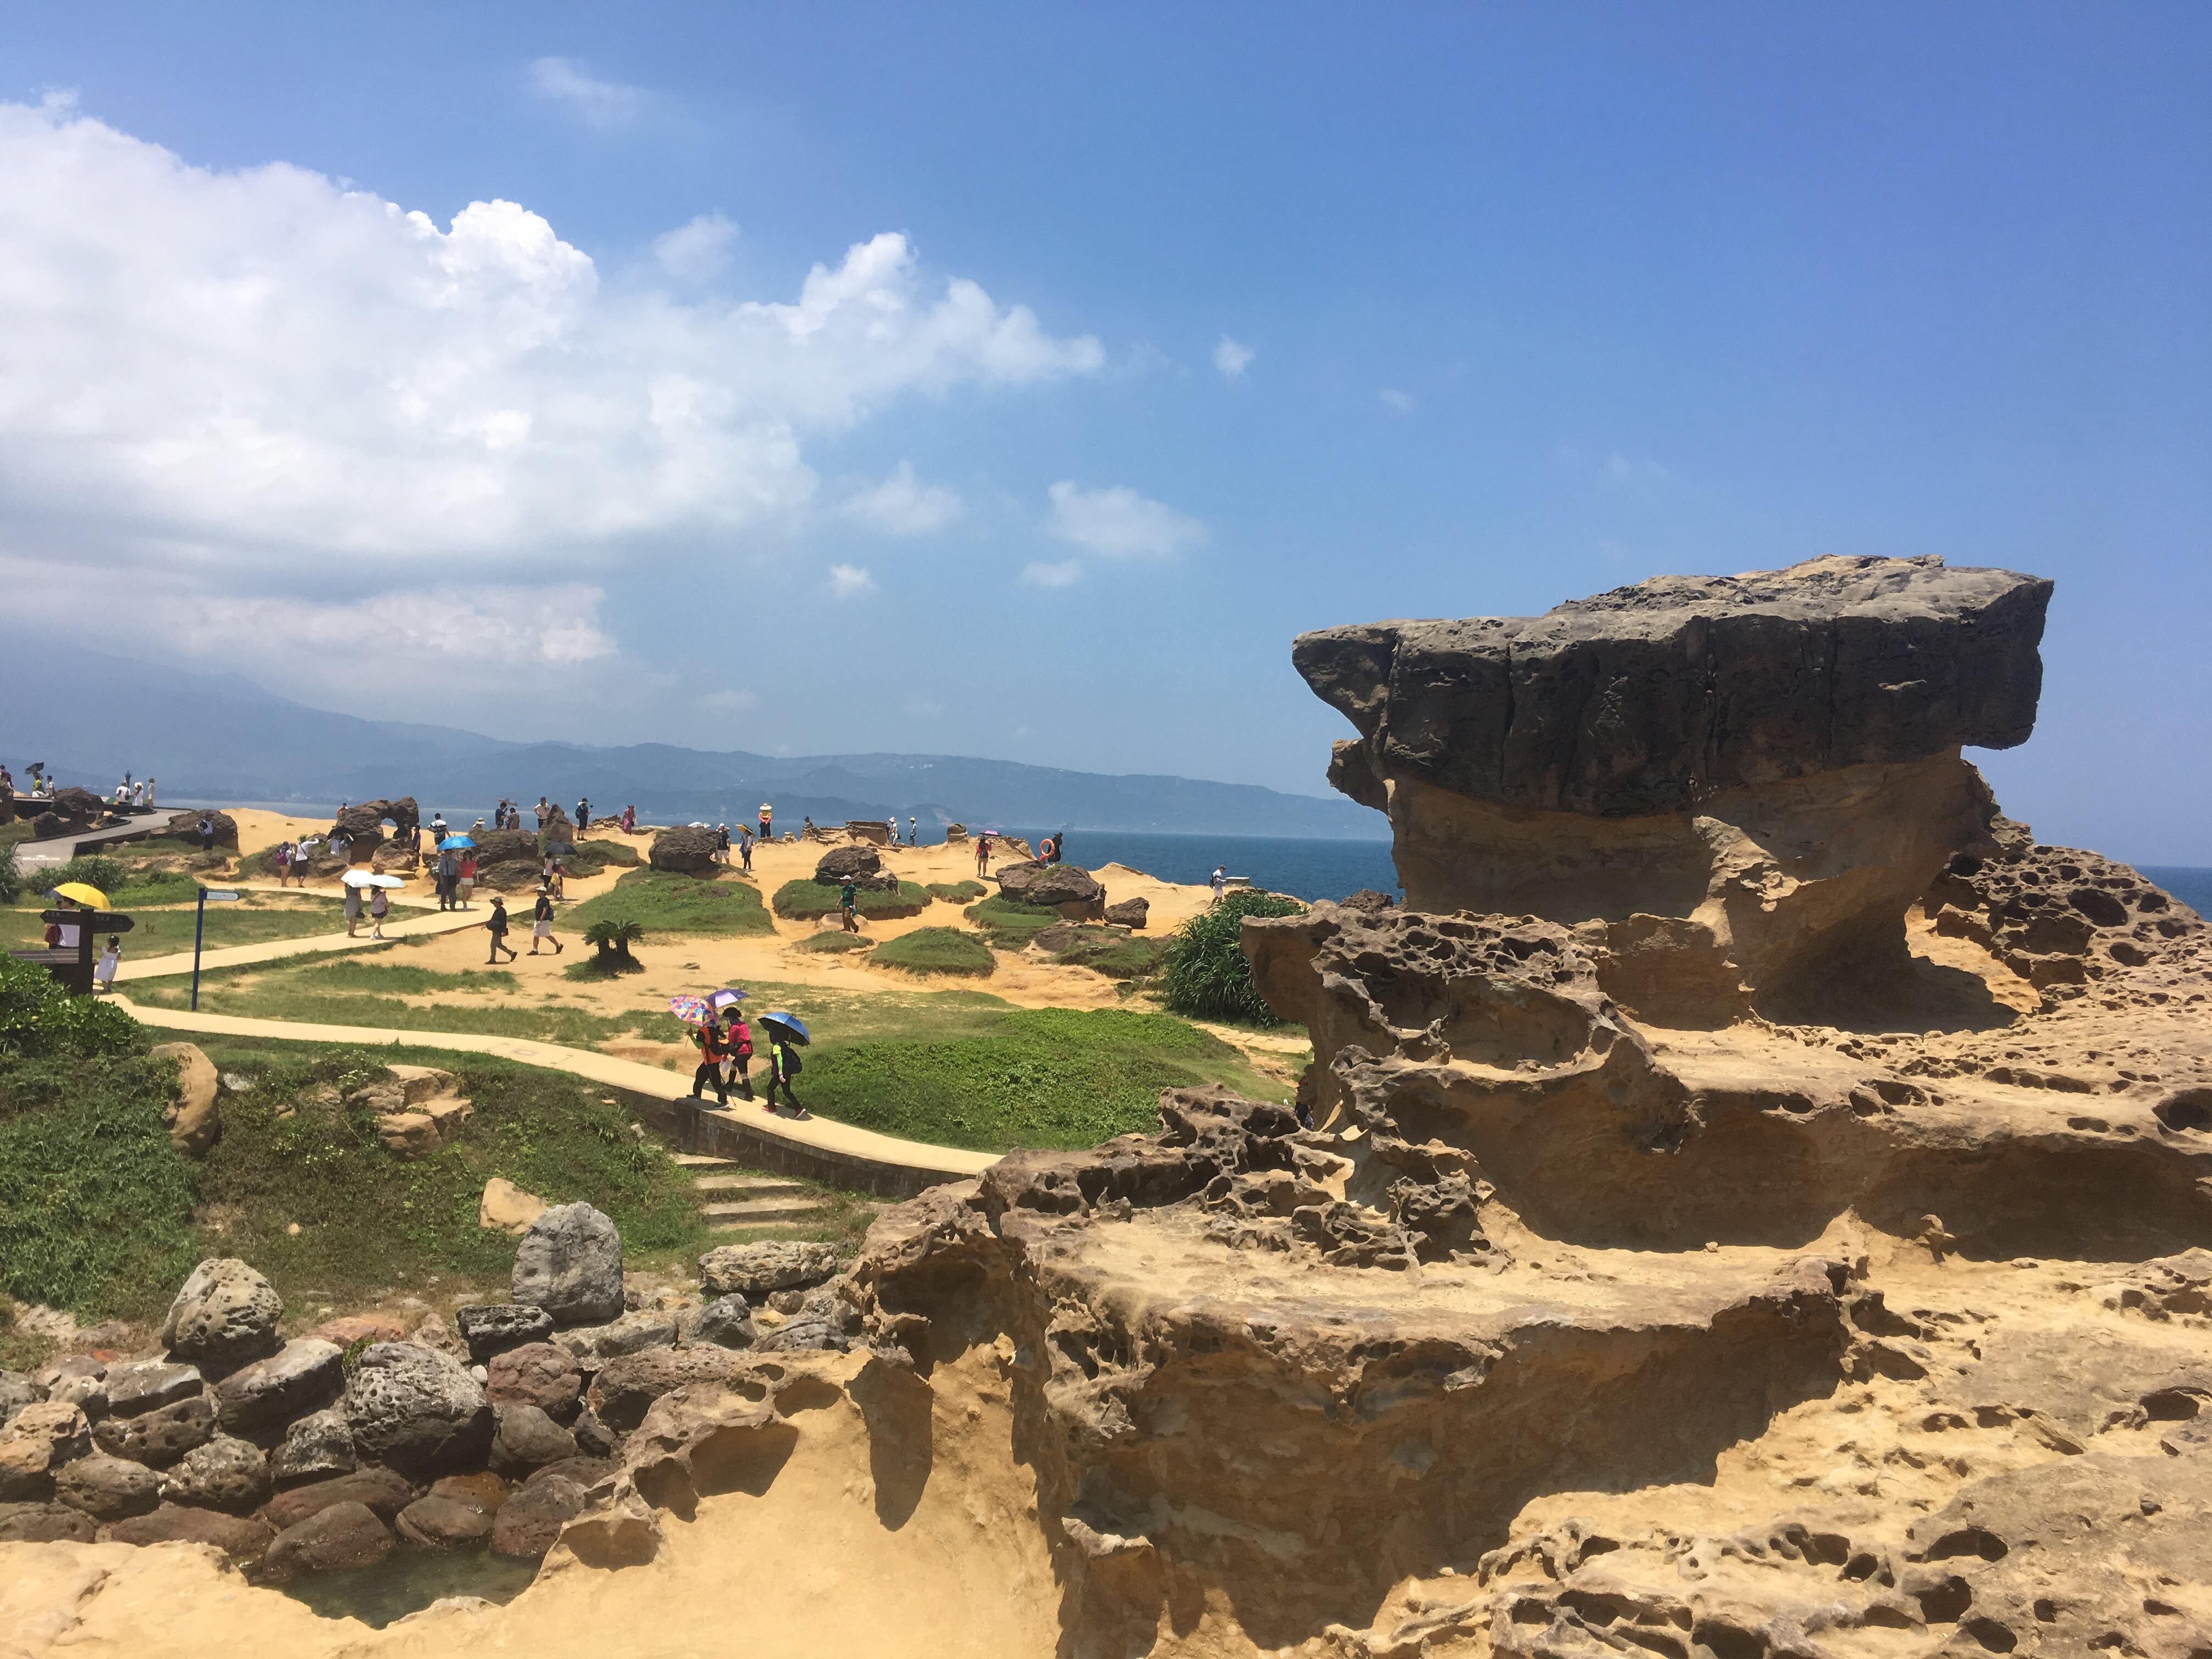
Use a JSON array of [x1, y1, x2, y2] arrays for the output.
[[1048, 927, 1164, 981], [0, 846, 19, 908], [772, 879, 929, 921], [874, 928, 995, 977], [43, 853, 128, 896], [1158, 891, 1307, 1025], [0, 954, 144, 1059], [583, 917, 645, 967]]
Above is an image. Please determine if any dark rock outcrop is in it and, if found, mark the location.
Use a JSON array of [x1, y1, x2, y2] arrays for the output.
[[457, 1303, 556, 1363], [1103, 896, 1149, 929], [262, 1500, 394, 1581], [649, 826, 719, 873], [996, 861, 1106, 909], [162, 808, 238, 847]]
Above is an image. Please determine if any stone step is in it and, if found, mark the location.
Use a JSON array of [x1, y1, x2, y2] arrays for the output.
[[690, 1175, 809, 1197], [672, 1153, 739, 1168], [700, 1198, 834, 1223], [706, 1217, 810, 1234]]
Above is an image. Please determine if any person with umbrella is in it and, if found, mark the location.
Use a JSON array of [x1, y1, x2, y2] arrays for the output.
[[760, 1011, 810, 1119], [368, 882, 391, 939], [436, 844, 459, 911], [343, 874, 364, 936], [716, 994, 756, 1102]]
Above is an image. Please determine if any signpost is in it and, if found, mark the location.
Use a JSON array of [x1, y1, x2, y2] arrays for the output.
[[34, 910, 133, 996], [191, 889, 240, 1011]]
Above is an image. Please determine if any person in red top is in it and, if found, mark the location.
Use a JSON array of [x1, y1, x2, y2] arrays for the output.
[[689, 1016, 732, 1105], [727, 1015, 755, 1101]]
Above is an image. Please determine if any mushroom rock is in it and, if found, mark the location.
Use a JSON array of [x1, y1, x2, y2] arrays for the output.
[[649, 826, 719, 874], [1296, 555, 2052, 1019]]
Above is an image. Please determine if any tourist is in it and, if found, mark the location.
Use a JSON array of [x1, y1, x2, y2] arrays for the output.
[[622, 804, 636, 834], [714, 823, 730, 864], [342, 880, 364, 937], [274, 840, 291, 887], [131, 780, 144, 808], [975, 832, 991, 876], [758, 803, 772, 844], [763, 1027, 808, 1118], [456, 851, 478, 909], [428, 811, 448, 845], [534, 796, 550, 830], [368, 884, 390, 939], [909, 816, 918, 847], [484, 896, 518, 962], [197, 813, 217, 854], [331, 828, 351, 867], [1211, 866, 1227, 901], [688, 1014, 731, 1105], [577, 797, 591, 833], [727, 1013, 755, 1101], [530, 885, 562, 955], [840, 878, 860, 933], [94, 936, 121, 994], [738, 825, 754, 873], [144, 777, 155, 808], [436, 847, 458, 911]]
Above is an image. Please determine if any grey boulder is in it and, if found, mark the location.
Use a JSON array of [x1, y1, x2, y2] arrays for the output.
[[0, 1370, 42, 1430], [489, 1404, 578, 1477], [92, 1394, 216, 1468], [343, 1342, 494, 1475], [511, 1203, 624, 1328], [684, 1294, 757, 1350], [214, 1338, 344, 1436], [160, 1258, 284, 1370], [103, 1359, 204, 1418], [54, 1451, 161, 1521], [455, 1303, 555, 1363], [698, 1240, 842, 1299], [263, 1499, 394, 1581], [554, 1310, 678, 1370], [161, 1434, 272, 1513], [268, 1407, 356, 1485]]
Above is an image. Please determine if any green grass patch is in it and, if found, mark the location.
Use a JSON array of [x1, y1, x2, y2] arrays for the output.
[[964, 894, 1064, 946], [564, 954, 646, 980], [3, 891, 351, 957], [0, 820, 35, 854], [557, 837, 642, 876], [773, 879, 928, 921], [1048, 927, 1165, 980], [791, 1006, 1283, 1152], [926, 880, 986, 903], [873, 927, 995, 977], [111, 836, 209, 860], [288, 959, 519, 995], [566, 867, 772, 938], [793, 930, 874, 954]]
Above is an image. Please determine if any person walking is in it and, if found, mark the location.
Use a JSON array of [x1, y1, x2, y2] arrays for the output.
[[456, 852, 478, 909], [343, 880, 364, 936], [428, 810, 448, 845], [436, 848, 458, 911], [576, 797, 591, 833], [368, 884, 390, 939], [274, 840, 293, 887], [908, 816, 917, 847], [530, 886, 563, 955], [758, 803, 772, 844], [687, 1014, 732, 1105], [727, 1013, 755, 1101], [197, 813, 217, 854], [1211, 865, 1227, 902], [94, 935, 121, 994], [975, 832, 991, 877], [840, 878, 860, 933], [763, 1027, 808, 1118], [715, 823, 730, 865], [620, 804, 636, 834], [144, 777, 156, 808], [738, 825, 754, 873], [484, 896, 518, 962]]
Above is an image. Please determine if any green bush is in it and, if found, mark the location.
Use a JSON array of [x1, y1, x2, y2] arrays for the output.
[[110, 871, 200, 906], [1158, 891, 1307, 1025], [926, 880, 986, 904], [964, 894, 1064, 945], [0, 847, 19, 908], [569, 869, 772, 937], [0, 954, 144, 1059], [794, 931, 873, 954], [772, 879, 928, 921], [1047, 927, 1164, 981], [42, 854, 128, 897], [873, 927, 995, 977]]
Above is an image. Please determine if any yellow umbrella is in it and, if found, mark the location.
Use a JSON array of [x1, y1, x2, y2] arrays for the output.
[[52, 881, 111, 910]]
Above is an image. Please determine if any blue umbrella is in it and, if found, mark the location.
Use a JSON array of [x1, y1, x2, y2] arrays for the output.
[[439, 835, 475, 850], [760, 1011, 809, 1046]]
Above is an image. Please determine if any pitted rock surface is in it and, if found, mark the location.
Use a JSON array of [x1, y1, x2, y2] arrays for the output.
[[159, 1258, 283, 1370], [341, 1342, 495, 1476], [512, 1203, 625, 1328]]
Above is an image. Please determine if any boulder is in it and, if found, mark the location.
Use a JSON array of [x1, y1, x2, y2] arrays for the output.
[[53, 1452, 161, 1520], [0, 1402, 91, 1500], [752, 1316, 851, 1355], [512, 1203, 624, 1328], [162, 808, 238, 847], [92, 1394, 216, 1467], [570, 1410, 619, 1460], [261, 1465, 415, 1529], [457, 1303, 556, 1363], [331, 804, 390, 849], [103, 1359, 202, 1418], [479, 1178, 547, 1237], [944, 823, 968, 843], [48, 786, 106, 828], [262, 1499, 394, 1580], [268, 1407, 355, 1484], [1103, 896, 1149, 930], [213, 1338, 344, 1436], [996, 861, 1107, 909], [0, 1500, 99, 1543], [396, 1492, 495, 1551], [684, 1294, 758, 1351], [649, 825, 719, 873], [698, 1240, 842, 1300], [486, 1343, 583, 1420], [429, 1471, 511, 1514], [109, 1503, 276, 1564], [0, 1370, 42, 1430], [160, 1257, 283, 1371], [35, 1356, 108, 1422], [814, 844, 883, 883], [307, 1314, 408, 1348], [150, 1042, 222, 1156], [370, 840, 420, 874], [160, 1434, 271, 1513], [554, 1310, 678, 1370], [488, 1473, 586, 1559], [490, 1404, 578, 1477], [585, 1347, 752, 1432], [353, 797, 420, 837], [342, 1343, 495, 1476], [473, 827, 540, 868]]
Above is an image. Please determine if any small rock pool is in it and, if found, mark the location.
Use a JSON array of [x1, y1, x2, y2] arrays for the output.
[[276, 1550, 540, 1627]]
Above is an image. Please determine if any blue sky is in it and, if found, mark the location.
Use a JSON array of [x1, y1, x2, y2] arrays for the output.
[[4, 4, 2207, 859]]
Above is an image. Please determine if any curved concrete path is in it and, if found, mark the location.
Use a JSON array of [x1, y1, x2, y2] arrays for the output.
[[111, 995, 995, 1190], [114, 901, 489, 980]]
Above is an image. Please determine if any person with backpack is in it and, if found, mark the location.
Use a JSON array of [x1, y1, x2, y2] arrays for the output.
[[484, 896, 518, 962], [727, 1014, 755, 1101], [764, 1028, 808, 1118], [530, 886, 563, 955], [688, 1015, 732, 1105]]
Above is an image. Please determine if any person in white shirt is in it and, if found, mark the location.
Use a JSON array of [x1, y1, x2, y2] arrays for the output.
[[95, 937, 121, 992]]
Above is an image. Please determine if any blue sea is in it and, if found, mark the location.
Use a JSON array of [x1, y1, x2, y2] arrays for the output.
[[996, 829, 1397, 903]]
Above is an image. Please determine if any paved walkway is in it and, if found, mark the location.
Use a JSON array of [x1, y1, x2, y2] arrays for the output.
[[114, 902, 489, 980], [12, 814, 166, 871], [110, 995, 996, 1186]]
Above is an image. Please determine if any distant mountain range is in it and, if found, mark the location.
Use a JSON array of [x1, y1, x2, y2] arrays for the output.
[[0, 641, 1384, 839]]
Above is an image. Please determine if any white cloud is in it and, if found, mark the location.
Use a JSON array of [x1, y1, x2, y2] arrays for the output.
[[1213, 336, 1255, 379], [699, 687, 758, 713], [840, 461, 963, 535], [653, 212, 736, 281], [0, 99, 1104, 681], [1045, 482, 1207, 560], [827, 563, 877, 598], [1020, 559, 1084, 589], [529, 57, 650, 129], [1379, 388, 1415, 414]]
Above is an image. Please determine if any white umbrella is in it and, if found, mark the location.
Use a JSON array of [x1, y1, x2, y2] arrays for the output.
[[341, 870, 407, 889]]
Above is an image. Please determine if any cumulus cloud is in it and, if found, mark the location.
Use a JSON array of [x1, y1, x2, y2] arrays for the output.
[[827, 563, 877, 598], [1045, 482, 1207, 560], [1213, 336, 1255, 379], [653, 211, 736, 281], [1379, 388, 1415, 414], [1020, 559, 1084, 589], [529, 57, 651, 129], [0, 99, 1103, 695], [841, 461, 963, 535]]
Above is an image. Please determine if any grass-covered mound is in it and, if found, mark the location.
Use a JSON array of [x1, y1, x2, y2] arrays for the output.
[[773, 878, 929, 921], [794, 930, 874, 954], [1043, 926, 1164, 981], [567, 867, 773, 937], [793, 1005, 1282, 1152], [873, 927, 995, 977], [556, 836, 642, 877], [1160, 891, 1307, 1024], [926, 879, 986, 903], [964, 894, 1064, 945]]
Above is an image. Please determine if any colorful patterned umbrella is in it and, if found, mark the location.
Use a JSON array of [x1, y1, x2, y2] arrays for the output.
[[668, 995, 714, 1026]]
